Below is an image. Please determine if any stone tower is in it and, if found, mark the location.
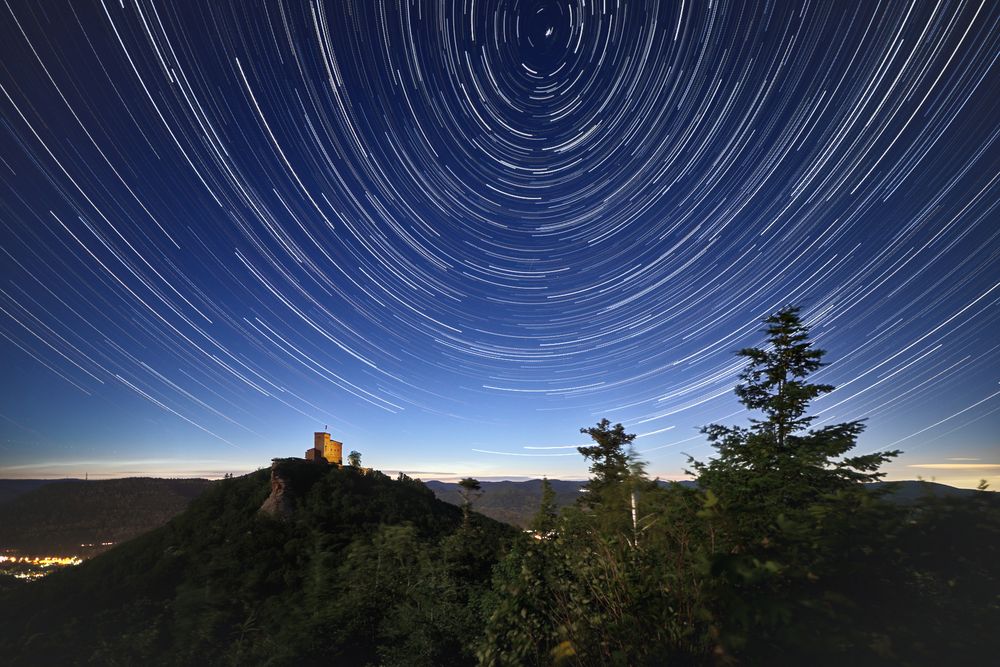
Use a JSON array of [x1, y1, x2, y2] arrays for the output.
[[310, 431, 343, 465]]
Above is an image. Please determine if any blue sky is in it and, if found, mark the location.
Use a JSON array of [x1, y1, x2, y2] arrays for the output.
[[1, 1, 997, 489]]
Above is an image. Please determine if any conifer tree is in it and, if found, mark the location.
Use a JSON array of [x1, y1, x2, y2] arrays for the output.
[[529, 477, 558, 533], [578, 418, 636, 500], [458, 477, 482, 528], [691, 306, 900, 527]]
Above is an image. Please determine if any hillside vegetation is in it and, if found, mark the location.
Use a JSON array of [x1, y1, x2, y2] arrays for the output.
[[0, 479, 70, 506]]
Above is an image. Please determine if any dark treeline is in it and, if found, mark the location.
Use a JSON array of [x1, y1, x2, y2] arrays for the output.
[[0, 308, 996, 665]]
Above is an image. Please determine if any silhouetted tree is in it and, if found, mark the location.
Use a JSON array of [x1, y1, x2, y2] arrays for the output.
[[347, 450, 362, 468], [480, 307, 995, 665], [458, 477, 482, 528], [578, 419, 636, 500], [691, 306, 900, 525], [689, 306, 902, 659], [529, 478, 557, 533]]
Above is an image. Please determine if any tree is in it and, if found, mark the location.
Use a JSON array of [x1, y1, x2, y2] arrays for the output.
[[347, 450, 362, 468], [457, 477, 482, 528], [481, 428, 701, 666], [529, 478, 557, 533], [689, 306, 902, 659], [578, 419, 636, 497], [691, 306, 900, 516], [578, 418, 654, 550], [479, 306, 990, 665]]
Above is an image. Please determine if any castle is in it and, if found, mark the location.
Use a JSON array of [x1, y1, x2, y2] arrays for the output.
[[305, 431, 343, 465]]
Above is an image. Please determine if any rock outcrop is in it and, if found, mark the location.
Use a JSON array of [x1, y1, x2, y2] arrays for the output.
[[258, 460, 294, 520]]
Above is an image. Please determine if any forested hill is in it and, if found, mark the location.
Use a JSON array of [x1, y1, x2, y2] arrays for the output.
[[0, 460, 514, 666], [424, 478, 586, 527], [0, 477, 212, 555], [0, 479, 73, 506]]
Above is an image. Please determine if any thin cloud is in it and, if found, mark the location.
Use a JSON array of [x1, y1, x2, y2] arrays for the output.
[[908, 463, 1000, 470], [472, 449, 576, 457], [523, 444, 580, 450]]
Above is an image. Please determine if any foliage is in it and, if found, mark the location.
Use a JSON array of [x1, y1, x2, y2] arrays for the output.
[[459, 477, 483, 496], [348, 449, 362, 467], [682, 307, 904, 658], [577, 419, 636, 501], [691, 307, 899, 524], [481, 417, 710, 665], [480, 481, 713, 666]]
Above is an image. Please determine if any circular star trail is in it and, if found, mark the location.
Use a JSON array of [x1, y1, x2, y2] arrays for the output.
[[0, 1, 997, 482]]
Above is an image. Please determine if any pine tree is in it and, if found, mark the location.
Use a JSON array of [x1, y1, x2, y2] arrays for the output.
[[686, 307, 904, 660], [691, 306, 899, 518], [529, 477, 558, 533], [578, 418, 636, 500], [458, 477, 482, 528]]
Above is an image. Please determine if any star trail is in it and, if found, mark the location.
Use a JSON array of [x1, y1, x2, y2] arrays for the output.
[[0, 1, 997, 486]]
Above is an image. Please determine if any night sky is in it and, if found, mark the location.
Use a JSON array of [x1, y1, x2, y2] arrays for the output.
[[1, 1, 997, 486]]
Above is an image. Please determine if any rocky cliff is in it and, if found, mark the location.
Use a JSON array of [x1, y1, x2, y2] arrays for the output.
[[258, 460, 295, 519]]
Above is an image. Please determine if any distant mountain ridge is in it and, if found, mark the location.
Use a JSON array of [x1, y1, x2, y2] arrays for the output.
[[424, 478, 585, 527], [0, 477, 212, 555], [0, 479, 75, 506], [424, 478, 981, 527], [869, 479, 981, 502]]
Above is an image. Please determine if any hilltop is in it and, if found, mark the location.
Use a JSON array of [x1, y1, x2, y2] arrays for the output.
[[0, 459, 514, 666]]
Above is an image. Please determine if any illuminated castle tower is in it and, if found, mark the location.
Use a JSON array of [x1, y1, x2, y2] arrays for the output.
[[306, 431, 343, 465]]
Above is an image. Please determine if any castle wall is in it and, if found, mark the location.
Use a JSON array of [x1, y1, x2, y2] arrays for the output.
[[314, 432, 330, 451], [323, 439, 343, 466], [308, 432, 343, 465]]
